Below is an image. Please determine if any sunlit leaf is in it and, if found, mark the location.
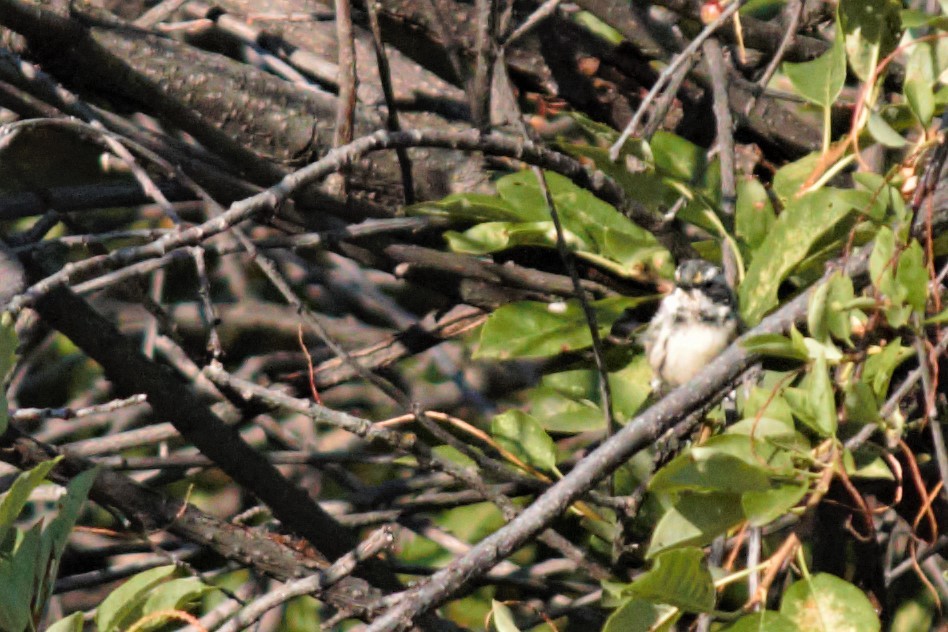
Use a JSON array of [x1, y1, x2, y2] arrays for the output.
[[721, 610, 798, 631], [905, 43, 936, 127], [784, 25, 847, 108], [476, 297, 650, 359], [736, 177, 776, 255], [740, 189, 870, 324], [491, 410, 557, 472], [490, 600, 521, 632], [839, 0, 901, 82], [603, 598, 679, 632], [780, 573, 880, 631], [46, 612, 85, 632], [96, 565, 178, 632]]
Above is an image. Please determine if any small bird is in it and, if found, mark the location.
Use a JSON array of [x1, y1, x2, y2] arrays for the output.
[[643, 259, 739, 390]]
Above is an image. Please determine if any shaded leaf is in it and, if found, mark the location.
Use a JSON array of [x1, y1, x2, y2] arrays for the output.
[[0, 316, 16, 436], [784, 356, 837, 437], [628, 547, 715, 613], [867, 111, 908, 148], [743, 481, 809, 527], [648, 493, 744, 556]]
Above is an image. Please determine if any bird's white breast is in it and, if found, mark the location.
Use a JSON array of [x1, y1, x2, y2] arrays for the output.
[[655, 321, 735, 387]]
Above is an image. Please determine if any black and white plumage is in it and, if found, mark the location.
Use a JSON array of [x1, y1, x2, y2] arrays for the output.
[[643, 260, 739, 389]]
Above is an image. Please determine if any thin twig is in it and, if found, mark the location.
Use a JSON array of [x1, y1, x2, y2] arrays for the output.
[[5, 128, 638, 316], [365, 0, 416, 204], [501, 0, 561, 46], [215, 526, 396, 632], [329, 0, 357, 195], [470, 0, 497, 128], [609, 0, 747, 160]]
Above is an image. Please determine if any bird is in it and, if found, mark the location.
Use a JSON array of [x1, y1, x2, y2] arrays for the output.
[[642, 259, 739, 390]]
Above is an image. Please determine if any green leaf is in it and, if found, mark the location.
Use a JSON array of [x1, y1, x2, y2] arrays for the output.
[[871, 232, 926, 327], [0, 458, 59, 546], [809, 273, 857, 346], [784, 356, 838, 437], [530, 385, 604, 433], [925, 307, 948, 324], [896, 240, 927, 314], [650, 446, 775, 495], [739, 188, 869, 324], [870, 224, 897, 288], [866, 111, 908, 148], [839, 0, 901, 82], [45, 612, 85, 632], [142, 577, 217, 616], [607, 355, 654, 419], [651, 132, 708, 184], [739, 382, 796, 427], [648, 493, 745, 556], [905, 43, 936, 127], [628, 548, 715, 613], [406, 192, 526, 222], [825, 274, 857, 345], [96, 565, 178, 632], [442, 170, 673, 276], [139, 577, 214, 628], [772, 152, 821, 204], [491, 410, 557, 472], [847, 446, 895, 480], [603, 598, 679, 632], [741, 334, 808, 362], [721, 610, 798, 632], [784, 26, 847, 108], [0, 316, 17, 436], [808, 277, 832, 343], [780, 573, 881, 631], [490, 600, 521, 632], [34, 467, 98, 615], [0, 525, 42, 632], [445, 220, 578, 255], [863, 338, 911, 400], [736, 177, 776, 254], [743, 480, 809, 526], [475, 297, 649, 359], [844, 380, 879, 424]]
